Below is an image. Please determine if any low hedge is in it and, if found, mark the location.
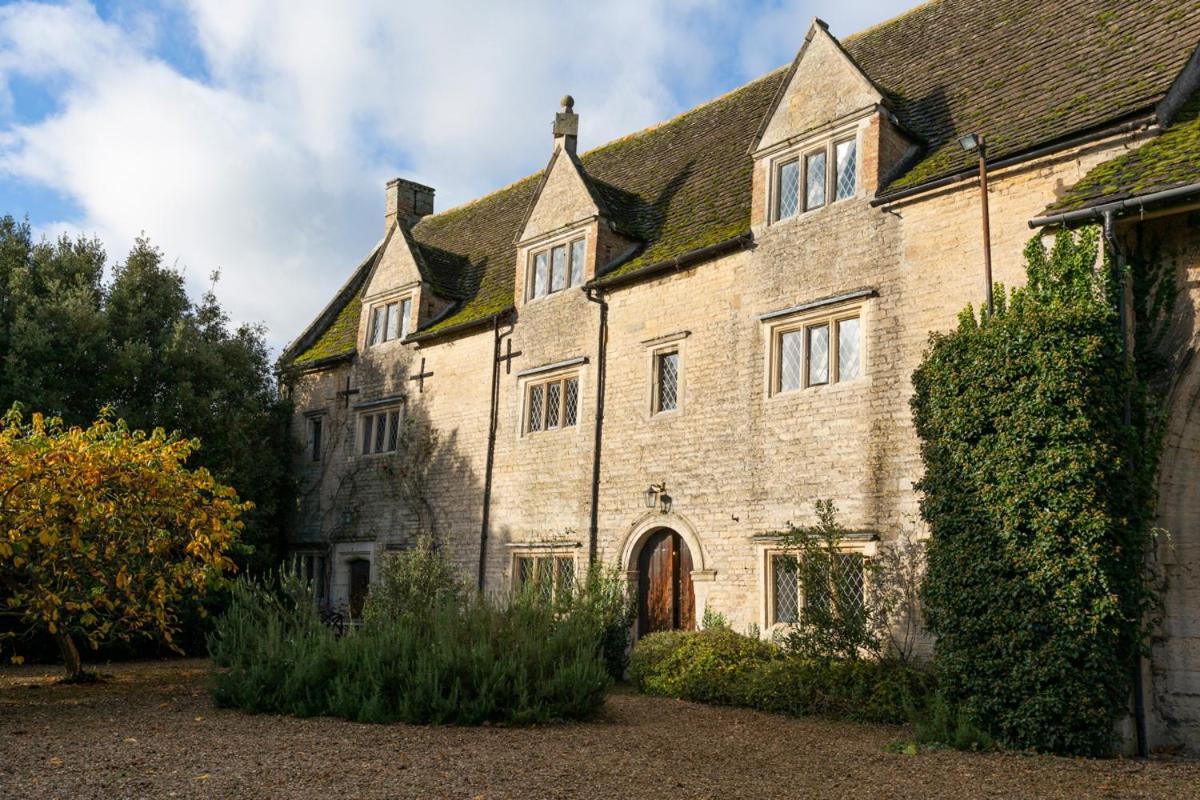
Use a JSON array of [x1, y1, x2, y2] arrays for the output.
[[630, 628, 934, 725]]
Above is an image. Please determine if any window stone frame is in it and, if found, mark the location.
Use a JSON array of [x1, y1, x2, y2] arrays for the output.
[[762, 297, 867, 398], [764, 120, 862, 227]]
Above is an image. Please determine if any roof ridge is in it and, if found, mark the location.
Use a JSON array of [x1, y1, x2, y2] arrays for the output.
[[840, 0, 945, 45], [413, 66, 789, 227]]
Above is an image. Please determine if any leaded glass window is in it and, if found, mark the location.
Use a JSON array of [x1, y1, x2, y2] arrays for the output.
[[772, 555, 799, 624], [399, 298, 412, 340], [550, 244, 567, 292], [386, 410, 400, 451], [515, 554, 575, 601], [805, 151, 826, 210], [546, 381, 561, 428], [835, 139, 857, 201], [570, 239, 586, 287], [532, 251, 549, 298], [779, 330, 803, 392], [370, 306, 386, 345], [803, 553, 866, 615], [656, 351, 679, 413], [529, 239, 585, 300], [776, 159, 799, 220], [360, 407, 403, 455], [773, 312, 862, 393], [528, 384, 544, 432], [837, 317, 861, 380], [385, 303, 399, 343], [564, 376, 579, 426], [526, 375, 579, 434], [807, 324, 829, 386]]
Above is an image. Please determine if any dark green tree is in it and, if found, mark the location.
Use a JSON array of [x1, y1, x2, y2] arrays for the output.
[[0, 217, 292, 576]]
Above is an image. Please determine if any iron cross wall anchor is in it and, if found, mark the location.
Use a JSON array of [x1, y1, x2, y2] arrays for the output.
[[408, 357, 434, 393], [496, 338, 522, 375]]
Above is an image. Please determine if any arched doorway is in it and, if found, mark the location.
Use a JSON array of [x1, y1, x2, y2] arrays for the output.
[[636, 528, 695, 636]]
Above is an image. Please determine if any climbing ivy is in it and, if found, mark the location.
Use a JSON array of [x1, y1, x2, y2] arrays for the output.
[[911, 226, 1167, 756]]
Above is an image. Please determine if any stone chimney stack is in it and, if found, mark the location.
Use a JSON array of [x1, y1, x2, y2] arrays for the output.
[[385, 178, 435, 231], [553, 95, 578, 155]]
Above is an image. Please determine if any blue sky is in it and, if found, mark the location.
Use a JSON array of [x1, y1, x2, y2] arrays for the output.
[[0, 0, 914, 352]]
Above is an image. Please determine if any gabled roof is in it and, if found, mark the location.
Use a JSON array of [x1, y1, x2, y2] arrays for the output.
[[287, 0, 1200, 363], [1041, 92, 1200, 216]]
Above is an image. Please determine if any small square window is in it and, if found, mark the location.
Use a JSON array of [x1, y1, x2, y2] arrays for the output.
[[805, 151, 826, 210], [835, 139, 857, 201], [776, 159, 799, 220]]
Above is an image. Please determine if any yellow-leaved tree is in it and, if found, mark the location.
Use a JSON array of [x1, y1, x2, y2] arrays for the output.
[[0, 409, 248, 679]]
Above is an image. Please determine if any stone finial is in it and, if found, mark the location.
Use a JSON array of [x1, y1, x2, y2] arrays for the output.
[[553, 94, 579, 155]]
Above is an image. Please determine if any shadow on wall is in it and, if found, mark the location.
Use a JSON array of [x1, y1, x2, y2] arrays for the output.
[[290, 349, 486, 578], [1136, 215, 1200, 751]]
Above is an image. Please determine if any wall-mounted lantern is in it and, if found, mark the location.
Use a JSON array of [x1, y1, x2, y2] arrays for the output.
[[643, 483, 670, 514]]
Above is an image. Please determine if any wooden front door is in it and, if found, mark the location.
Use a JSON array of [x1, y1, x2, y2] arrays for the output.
[[348, 559, 371, 619], [637, 530, 695, 637]]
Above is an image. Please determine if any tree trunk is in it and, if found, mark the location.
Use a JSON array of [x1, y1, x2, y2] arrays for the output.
[[56, 633, 82, 680]]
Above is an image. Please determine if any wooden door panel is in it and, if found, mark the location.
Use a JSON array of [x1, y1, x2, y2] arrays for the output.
[[678, 538, 695, 631], [639, 531, 674, 636]]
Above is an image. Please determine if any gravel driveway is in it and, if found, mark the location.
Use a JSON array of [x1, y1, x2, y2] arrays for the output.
[[1, 659, 1196, 799]]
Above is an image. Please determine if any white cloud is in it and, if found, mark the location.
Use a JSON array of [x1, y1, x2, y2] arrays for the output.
[[0, 0, 909, 353]]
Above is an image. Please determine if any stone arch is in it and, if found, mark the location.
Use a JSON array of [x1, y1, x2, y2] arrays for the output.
[[619, 509, 708, 574]]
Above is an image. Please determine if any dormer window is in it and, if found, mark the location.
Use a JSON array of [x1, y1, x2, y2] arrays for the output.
[[528, 238, 586, 300], [369, 297, 412, 345], [771, 135, 858, 223]]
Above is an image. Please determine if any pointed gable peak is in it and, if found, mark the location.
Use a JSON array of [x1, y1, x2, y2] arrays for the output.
[[517, 98, 607, 243], [751, 17, 884, 155]]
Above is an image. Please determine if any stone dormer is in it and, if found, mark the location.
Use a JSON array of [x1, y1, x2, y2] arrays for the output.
[[514, 97, 637, 307], [358, 178, 450, 351], [749, 19, 918, 230]]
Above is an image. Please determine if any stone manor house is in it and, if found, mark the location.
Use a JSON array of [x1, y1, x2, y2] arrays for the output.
[[281, 0, 1200, 750]]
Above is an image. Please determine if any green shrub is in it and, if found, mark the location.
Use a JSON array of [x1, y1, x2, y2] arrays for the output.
[[735, 657, 934, 725], [208, 561, 612, 725], [638, 627, 779, 704], [911, 227, 1167, 755], [361, 535, 463, 626], [913, 693, 996, 752], [567, 564, 636, 681], [628, 628, 934, 725], [627, 629, 690, 691]]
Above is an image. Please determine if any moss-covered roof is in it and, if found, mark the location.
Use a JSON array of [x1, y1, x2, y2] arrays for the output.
[[847, 0, 1200, 197], [288, 0, 1200, 362], [1043, 93, 1200, 215]]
